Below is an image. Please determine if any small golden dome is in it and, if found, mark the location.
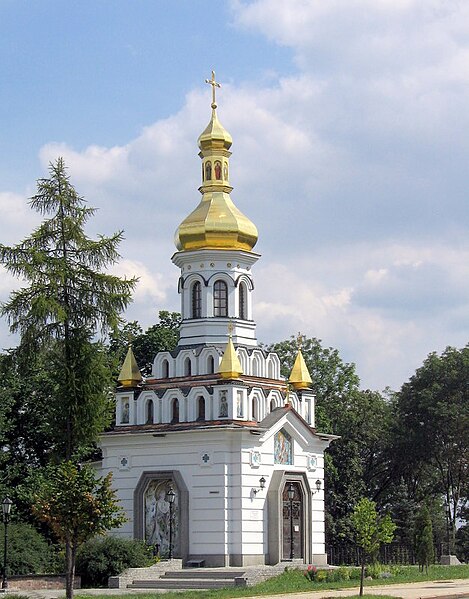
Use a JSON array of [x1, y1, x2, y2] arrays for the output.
[[218, 337, 243, 379], [118, 346, 143, 388], [289, 349, 312, 390], [198, 108, 232, 151]]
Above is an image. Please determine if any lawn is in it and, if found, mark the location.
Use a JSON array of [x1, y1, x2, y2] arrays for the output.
[[70, 564, 469, 599]]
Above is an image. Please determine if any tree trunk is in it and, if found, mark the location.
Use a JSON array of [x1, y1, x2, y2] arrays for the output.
[[359, 553, 365, 597], [65, 536, 77, 599]]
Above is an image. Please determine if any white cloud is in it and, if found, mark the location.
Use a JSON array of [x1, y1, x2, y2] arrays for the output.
[[1, 1, 468, 391]]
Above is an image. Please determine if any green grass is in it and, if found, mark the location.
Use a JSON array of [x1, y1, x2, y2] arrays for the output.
[[73, 564, 469, 599]]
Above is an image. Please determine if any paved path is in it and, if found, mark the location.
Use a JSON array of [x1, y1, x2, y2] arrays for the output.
[[10, 579, 469, 599]]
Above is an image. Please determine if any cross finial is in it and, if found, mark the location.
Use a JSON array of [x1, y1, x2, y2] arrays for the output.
[[227, 320, 234, 337], [205, 70, 221, 109], [296, 332, 303, 350]]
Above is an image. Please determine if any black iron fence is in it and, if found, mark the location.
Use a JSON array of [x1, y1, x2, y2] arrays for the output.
[[327, 543, 443, 566]]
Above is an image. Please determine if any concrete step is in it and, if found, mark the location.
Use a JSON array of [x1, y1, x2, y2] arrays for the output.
[[163, 570, 246, 579], [128, 579, 237, 589]]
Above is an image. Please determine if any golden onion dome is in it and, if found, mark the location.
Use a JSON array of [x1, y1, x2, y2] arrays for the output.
[[175, 191, 258, 251], [198, 107, 233, 151], [174, 71, 258, 253]]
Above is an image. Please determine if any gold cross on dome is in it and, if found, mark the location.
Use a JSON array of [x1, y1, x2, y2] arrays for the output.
[[297, 332, 303, 350], [227, 320, 234, 337], [205, 70, 221, 107]]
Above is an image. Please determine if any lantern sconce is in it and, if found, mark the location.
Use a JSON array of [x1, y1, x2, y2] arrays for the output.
[[252, 476, 267, 496]]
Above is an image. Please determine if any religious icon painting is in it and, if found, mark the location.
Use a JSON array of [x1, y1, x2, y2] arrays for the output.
[[274, 429, 293, 465]]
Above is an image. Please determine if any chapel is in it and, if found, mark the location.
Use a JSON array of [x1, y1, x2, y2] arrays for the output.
[[98, 73, 337, 567]]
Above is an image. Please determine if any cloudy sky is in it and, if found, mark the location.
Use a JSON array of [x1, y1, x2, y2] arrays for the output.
[[1, 0, 468, 391]]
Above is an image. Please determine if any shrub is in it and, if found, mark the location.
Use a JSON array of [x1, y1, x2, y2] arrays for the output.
[[315, 569, 328, 582], [0, 523, 55, 575], [76, 536, 153, 587], [365, 562, 383, 578], [348, 567, 362, 580], [337, 566, 351, 580]]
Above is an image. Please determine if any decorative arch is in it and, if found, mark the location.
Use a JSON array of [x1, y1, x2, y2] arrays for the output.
[[184, 357, 192, 377], [133, 470, 189, 562], [171, 399, 179, 423], [251, 396, 259, 421], [145, 399, 154, 424], [197, 396, 206, 421], [207, 355, 215, 374]]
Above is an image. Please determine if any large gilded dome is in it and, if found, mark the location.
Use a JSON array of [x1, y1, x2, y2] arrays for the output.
[[174, 78, 258, 253]]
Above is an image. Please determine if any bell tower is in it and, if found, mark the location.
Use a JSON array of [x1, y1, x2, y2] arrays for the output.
[[173, 71, 259, 347]]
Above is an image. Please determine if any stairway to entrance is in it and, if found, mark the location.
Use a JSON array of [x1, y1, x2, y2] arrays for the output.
[[127, 568, 248, 590]]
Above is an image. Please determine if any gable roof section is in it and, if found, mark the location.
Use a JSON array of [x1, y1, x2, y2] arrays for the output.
[[257, 404, 339, 450]]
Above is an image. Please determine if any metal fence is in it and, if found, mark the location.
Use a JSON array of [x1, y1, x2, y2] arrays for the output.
[[327, 543, 442, 566]]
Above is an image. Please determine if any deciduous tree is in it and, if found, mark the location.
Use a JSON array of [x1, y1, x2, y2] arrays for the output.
[[32, 461, 126, 599], [351, 497, 395, 596], [391, 345, 469, 554]]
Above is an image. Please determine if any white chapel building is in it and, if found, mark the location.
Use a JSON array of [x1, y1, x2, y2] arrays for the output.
[[99, 75, 337, 567]]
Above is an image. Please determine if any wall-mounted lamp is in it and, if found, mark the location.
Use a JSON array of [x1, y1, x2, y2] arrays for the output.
[[313, 479, 322, 494], [252, 476, 266, 496]]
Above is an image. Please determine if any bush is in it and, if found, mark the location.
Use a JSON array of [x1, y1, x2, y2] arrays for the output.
[[76, 536, 153, 587], [365, 562, 384, 578], [348, 567, 362, 580], [0, 523, 55, 575]]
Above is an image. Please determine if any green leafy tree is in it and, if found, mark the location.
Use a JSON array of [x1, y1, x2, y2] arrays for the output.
[[32, 461, 126, 599], [0, 158, 136, 460], [109, 311, 180, 377], [391, 345, 469, 554], [351, 498, 396, 596], [415, 505, 434, 572], [456, 524, 469, 563], [0, 522, 56, 575], [269, 335, 391, 545]]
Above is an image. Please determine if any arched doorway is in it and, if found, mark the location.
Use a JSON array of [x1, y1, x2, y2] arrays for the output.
[[282, 481, 304, 560]]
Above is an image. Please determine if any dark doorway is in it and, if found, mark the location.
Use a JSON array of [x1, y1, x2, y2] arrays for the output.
[[282, 481, 303, 560]]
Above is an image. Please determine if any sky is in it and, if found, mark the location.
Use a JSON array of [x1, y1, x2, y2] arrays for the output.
[[1, 0, 468, 392]]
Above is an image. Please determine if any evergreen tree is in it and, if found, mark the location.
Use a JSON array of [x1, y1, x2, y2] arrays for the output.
[[415, 505, 434, 572], [0, 158, 136, 459]]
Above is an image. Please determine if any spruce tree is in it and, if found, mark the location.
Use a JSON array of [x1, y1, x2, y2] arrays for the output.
[[0, 157, 136, 459]]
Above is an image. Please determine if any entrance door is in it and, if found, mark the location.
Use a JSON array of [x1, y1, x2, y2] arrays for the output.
[[282, 481, 303, 560]]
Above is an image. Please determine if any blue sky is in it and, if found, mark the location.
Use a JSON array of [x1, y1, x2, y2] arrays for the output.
[[1, 0, 468, 391]]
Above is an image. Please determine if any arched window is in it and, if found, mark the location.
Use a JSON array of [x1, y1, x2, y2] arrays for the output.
[[192, 281, 202, 318], [184, 357, 192, 376], [162, 359, 169, 379], [252, 397, 258, 422], [146, 400, 154, 424], [239, 283, 247, 319], [197, 397, 205, 421], [207, 355, 215, 374], [270, 399, 275, 412], [213, 280, 228, 317], [171, 399, 179, 423]]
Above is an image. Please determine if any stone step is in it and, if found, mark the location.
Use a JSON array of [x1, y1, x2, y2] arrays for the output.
[[163, 570, 246, 579], [128, 579, 237, 589]]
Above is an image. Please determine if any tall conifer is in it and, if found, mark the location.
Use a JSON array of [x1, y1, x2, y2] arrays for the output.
[[0, 158, 136, 459]]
